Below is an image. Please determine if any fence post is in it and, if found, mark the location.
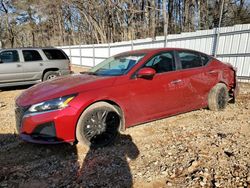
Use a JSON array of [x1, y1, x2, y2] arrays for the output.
[[69, 46, 72, 62], [79, 44, 82, 66], [93, 44, 95, 67], [108, 42, 111, 57], [214, 0, 225, 57], [164, 35, 167, 47]]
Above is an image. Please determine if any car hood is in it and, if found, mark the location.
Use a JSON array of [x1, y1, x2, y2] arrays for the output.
[[16, 73, 116, 106]]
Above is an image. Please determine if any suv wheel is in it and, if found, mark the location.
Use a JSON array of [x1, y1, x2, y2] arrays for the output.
[[43, 71, 59, 81]]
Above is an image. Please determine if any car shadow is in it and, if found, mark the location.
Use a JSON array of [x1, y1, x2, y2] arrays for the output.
[[77, 134, 140, 187], [0, 133, 139, 188], [0, 84, 34, 92], [0, 133, 79, 187]]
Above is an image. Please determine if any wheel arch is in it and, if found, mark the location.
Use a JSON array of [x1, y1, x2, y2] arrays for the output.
[[42, 68, 59, 79], [218, 80, 228, 87]]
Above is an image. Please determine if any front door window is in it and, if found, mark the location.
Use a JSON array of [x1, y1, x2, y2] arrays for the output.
[[0, 50, 19, 63]]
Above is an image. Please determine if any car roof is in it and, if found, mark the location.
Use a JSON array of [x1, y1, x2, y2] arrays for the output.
[[0, 47, 60, 51], [117, 48, 204, 55]]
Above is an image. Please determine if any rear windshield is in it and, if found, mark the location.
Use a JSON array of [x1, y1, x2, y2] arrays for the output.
[[43, 49, 69, 60]]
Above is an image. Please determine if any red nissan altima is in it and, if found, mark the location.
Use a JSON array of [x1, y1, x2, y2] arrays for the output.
[[15, 48, 238, 147]]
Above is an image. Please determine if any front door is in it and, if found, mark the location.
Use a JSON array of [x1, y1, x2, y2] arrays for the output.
[[0, 50, 23, 83], [127, 51, 185, 125]]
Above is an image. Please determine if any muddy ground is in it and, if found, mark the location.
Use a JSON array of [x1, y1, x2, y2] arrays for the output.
[[0, 66, 250, 188]]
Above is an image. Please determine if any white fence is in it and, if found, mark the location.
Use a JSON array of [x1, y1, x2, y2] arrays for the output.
[[58, 24, 250, 80]]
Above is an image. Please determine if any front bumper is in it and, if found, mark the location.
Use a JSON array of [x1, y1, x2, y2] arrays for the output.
[[15, 105, 78, 144]]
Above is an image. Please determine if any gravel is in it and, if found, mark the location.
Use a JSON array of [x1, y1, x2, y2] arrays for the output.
[[0, 67, 249, 187]]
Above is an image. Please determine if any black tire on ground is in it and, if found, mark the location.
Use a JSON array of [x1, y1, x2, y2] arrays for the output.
[[208, 83, 229, 111], [76, 102, 121, 148], [43, 71, 59, 81]]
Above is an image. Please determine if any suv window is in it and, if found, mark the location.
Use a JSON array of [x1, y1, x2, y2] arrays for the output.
[[200, 54, 210, 65], [43, 49, 68, 60], [145, 52, 175, 73], [23, 50, 42, 62], [178, 51, 203, 69], [0, 50, 19, 63]]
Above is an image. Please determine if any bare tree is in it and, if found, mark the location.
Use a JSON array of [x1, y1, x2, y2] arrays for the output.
[[0, 0, 249, 48]]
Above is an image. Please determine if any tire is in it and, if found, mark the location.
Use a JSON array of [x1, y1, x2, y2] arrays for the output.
[[76, 102, 121, 148], [43, 71, 59, 81], [208, 83, 229, 111]]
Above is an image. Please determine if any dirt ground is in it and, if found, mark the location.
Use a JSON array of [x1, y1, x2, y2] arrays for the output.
[[0, 66, 250, 188]]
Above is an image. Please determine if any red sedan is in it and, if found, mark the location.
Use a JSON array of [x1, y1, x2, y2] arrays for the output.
[[15, 48, 238, 147]]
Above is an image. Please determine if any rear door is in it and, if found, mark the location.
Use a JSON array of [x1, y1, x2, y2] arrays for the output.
[[21, 49, 43, 81], [0, 50, 23, 83], [175, 50, 210, 109], [201, 54, 220, 89]]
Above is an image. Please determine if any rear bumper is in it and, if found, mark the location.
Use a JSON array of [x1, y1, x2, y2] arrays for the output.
[[59, 70, 71, 76], [234, 78, 239, 98]]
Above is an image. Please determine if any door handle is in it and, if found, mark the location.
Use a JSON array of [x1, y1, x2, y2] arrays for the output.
[[40, 63, 43, 66], [17, 64, 22, 68], [171, 79, 182, 84]]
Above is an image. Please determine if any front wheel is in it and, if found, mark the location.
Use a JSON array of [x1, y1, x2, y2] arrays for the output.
[[76, 102, 121, 148], [208, 83, 229, 111]]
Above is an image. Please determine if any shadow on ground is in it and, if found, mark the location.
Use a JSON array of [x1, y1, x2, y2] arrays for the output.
[[0, 84, 33, 92], [0, 133, 139, 188]]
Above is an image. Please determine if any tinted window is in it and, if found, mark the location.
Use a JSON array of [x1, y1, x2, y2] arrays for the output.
[[145, 52, 175, 73], [200, 54, 210, 65], [0, 50, 19, 63], [23, 50, 42, 62], [178, 51, 203, 69], [43, 49, 68, 60]]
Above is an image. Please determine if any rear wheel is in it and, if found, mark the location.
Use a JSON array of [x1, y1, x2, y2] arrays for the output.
[[43, 71, 59, 81], [76, 102, 121, 148], [208, 83, 229, 111]]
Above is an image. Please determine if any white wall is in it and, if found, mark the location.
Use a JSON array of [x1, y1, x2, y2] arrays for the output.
[[58, 24, 250, 79]]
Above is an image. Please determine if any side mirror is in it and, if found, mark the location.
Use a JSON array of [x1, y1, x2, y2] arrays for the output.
[[137, 67, 156, 79], [0, 58, 3, 64]]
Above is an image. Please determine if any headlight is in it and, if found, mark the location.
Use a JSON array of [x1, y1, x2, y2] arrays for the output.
[[28, 94, 76, 113]]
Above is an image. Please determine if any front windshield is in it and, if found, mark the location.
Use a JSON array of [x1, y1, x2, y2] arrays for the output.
[[88, 54, 145, 76]]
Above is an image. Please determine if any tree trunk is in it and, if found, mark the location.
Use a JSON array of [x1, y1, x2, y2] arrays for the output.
[[200, 0, 208, 29], [151, 0, 156, 39], [162, 0, 168, 47], [168, 0, 174, 34]]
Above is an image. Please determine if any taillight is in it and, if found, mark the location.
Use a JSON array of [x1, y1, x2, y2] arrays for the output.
[[68, 61, 72, 71]]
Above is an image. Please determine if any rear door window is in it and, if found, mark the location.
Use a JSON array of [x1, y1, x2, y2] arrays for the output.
[[23, 50, 42, 62], [0, 50, 19, 63], [178, 51, 203, 69], [43, 49, 68, 60], [200, 54, 210, 66]]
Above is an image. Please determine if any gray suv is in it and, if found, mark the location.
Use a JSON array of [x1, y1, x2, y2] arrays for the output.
[[0, 48, 71, 87]]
